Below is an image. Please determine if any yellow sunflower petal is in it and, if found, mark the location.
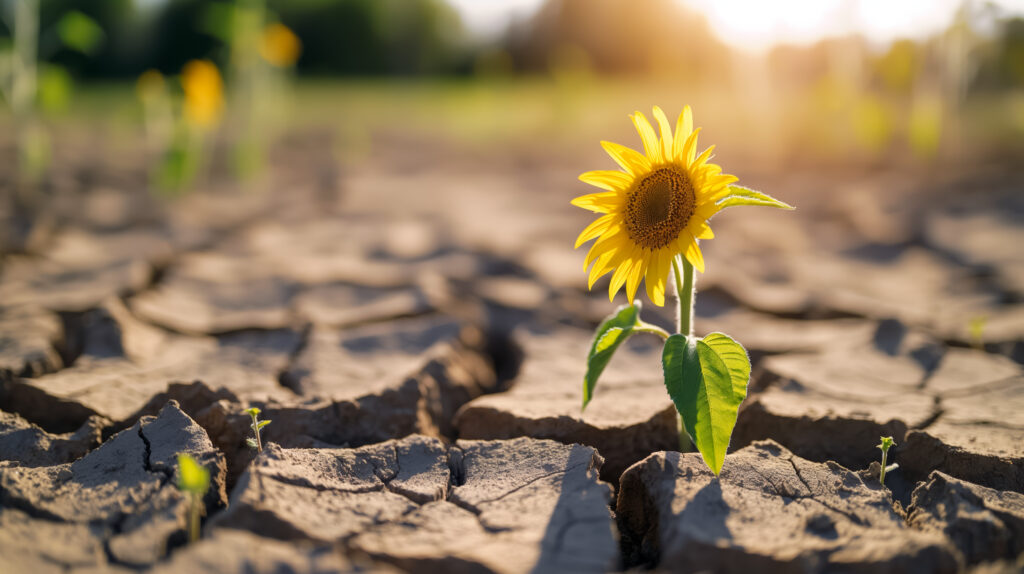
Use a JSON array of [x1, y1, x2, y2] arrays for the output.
[[672, 106, 694, 160], [583, 224, 625, 268], [625, 251, 649, 304], [692, 163, 722, 188], [608, 249, 638, 301], [693, 221, 714, 239], [695, 201, 722, 222], [681, 127, 701, 165], [644, 249, 666, 307], [588, 251, 618, 288], [693, 145, 716, 168], [601, 140, 651, 175], [681, 234, 706, 273], [570, 191, 620, 213], [631, 111, 661, 163], [579, 169, 633, 191], [574, 214, 615, 248], [656, 249, 674, 302], [705, 184, 735, 205], [652, 106, 674, 162], [708, 173, 739, 191], [702, 164, 726, 178]]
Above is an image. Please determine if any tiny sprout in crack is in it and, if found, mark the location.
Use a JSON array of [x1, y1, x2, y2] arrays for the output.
[[245, 406, 271, 453], [877, 436, 897, 487], [176, 453, 210, 543]]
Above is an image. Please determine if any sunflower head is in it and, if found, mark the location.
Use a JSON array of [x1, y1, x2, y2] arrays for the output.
[[573, 106, 742, 306], [181, 59, 224, 131], [260, 23, 302, 68]]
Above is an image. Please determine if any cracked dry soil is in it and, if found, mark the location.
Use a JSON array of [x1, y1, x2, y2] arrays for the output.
[[1, 131, 1024, 573]]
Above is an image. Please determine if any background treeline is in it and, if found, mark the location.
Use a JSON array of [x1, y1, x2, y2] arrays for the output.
[[1, 0, 1022, 91]]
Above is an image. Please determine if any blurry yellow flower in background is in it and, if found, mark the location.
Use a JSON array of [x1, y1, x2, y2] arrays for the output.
[[260, 23, 302, 68], [181, 59, 224, 130], [572, 106, 791, 306]]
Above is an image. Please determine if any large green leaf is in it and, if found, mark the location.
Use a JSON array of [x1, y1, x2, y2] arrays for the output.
[[662, 333, 751, 475], [701, 332, 751, 403], [583, 302, 641, 410], [716, 185, 794, 211]]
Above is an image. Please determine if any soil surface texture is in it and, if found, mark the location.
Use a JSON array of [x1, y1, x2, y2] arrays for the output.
[[1, 130, 1022, 572]]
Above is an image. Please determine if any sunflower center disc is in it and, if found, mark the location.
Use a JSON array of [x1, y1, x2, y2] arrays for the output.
[[624, 167, 695, 249]]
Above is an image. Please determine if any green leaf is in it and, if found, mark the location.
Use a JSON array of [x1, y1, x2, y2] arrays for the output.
[[583, 302, 641, 410], [244, 407, 261, 417], [256, 419, 271, 430], [177, 454, 210, 495], [155, 134, 200, 193], [701, 332, 751, 403], [37, 64, 72, 114], [57, 11, 105, 55], [716, 185, 794, 211], [878, 436, 895, 452], [662, 333, 751, 475], [199, 3, 235, 42], [245, 438, 258, 449]]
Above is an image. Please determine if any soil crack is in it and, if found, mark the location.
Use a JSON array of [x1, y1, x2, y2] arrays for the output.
[[276, 322, 312, 395], [788, 457, 867, 526]]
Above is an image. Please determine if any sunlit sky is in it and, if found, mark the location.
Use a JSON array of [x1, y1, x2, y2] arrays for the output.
[[447, 0, 1024, 51]]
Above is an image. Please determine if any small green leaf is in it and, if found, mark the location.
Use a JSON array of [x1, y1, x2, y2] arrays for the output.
[[245, 407, 261, 417], [878, 436, 895, 452], [583, 302, 641, 410], [662, 333, 751, 475], [57, 11, 105, 55], [716, 185, 794, 211], [245, 438, 258, 449], [177, 454, 210, 495], [38, 64, 73, 114], [198, 3, 235, 42], [256, 420, 271, 430]]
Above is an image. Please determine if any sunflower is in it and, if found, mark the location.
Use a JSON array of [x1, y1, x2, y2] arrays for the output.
[[181, 59, 224, 131], [572, 106, 742, 307]]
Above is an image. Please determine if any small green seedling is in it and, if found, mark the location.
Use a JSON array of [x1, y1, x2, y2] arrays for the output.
[[245, 406, 271, 452], [877, 436, 896, 486], [176, 454, 210, 543], [968, 315, 987, 351]]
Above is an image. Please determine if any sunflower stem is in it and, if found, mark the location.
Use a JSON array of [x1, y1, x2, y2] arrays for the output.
[[672, 255, 696, 337], [671, 254, 697, 453]]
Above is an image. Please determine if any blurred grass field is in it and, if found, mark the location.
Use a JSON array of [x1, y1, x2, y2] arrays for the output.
[[10, 76, 1022, 177]]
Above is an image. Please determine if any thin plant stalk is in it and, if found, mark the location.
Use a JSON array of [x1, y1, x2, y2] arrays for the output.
[[12, 0, 40, 189], [187, 492, 201, 543], [248, 410, 263, 452], [673, 255, 696, 336], [878, 436, 896, 487], [671, 254, 697, 451]]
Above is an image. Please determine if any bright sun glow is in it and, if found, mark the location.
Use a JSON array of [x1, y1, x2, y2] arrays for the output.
[[449, 0, 1024, 51], [682, 0, 969, 52]]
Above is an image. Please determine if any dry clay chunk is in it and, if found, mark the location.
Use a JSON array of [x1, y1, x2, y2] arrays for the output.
[[907, 471, 1024, 566], [732, 322, 944, 470], [0, 409, 105, 467], [0, 401, 226, 569], [214, 435, 618, 573], [617, 440, 959, 574], [455, 326, 677, 484], [0, 304, 63, 378], [148, 529, 387, 574]]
